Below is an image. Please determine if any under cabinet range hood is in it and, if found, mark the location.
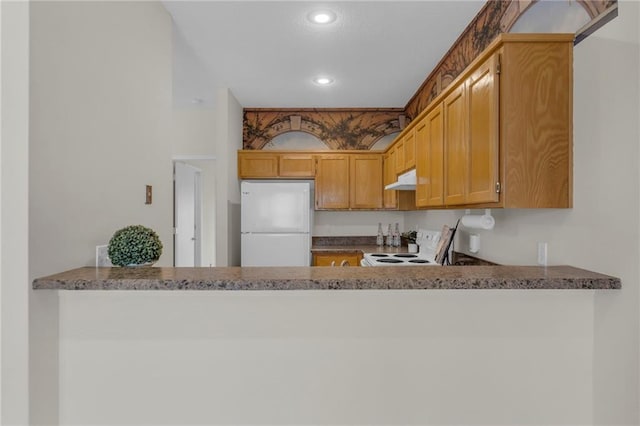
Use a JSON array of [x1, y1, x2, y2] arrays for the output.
[[385, 169, 416, 191]]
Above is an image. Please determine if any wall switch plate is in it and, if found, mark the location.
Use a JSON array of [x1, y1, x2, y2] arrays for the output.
[[537, 242, 548, 266], [145, 185, 152, 204]]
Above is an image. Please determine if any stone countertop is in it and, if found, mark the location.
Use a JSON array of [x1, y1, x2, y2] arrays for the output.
[[32, 265, 621, 291]]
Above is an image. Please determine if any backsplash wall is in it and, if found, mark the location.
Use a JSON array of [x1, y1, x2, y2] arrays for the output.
[[314, 211, 404, 237]]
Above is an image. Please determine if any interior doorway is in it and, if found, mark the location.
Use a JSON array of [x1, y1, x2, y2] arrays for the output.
[[174, 161, 202, 266], [172, 157, 217, 267]]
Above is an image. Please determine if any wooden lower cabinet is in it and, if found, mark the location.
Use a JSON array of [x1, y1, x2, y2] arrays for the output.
[[313, 252, 362, 267]]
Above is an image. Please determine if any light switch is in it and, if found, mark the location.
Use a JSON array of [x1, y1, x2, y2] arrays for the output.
[[145, 185, 152, 204]]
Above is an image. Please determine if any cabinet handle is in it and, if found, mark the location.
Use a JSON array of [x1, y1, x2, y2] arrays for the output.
[[331, 261, 336, 267], [495, 182, 501, 193], [340, 260, 350, 267]]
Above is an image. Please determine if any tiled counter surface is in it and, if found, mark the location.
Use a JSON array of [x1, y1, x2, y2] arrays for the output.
[[33, 265, 620, 290]]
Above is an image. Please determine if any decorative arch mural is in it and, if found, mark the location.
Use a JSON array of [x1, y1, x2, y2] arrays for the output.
[[243, 108, 405, 150], [244, 0, 617, 151]]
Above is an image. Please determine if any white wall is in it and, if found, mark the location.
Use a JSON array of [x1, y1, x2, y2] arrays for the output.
[[58, 290, 595, 426], [314, 210, 405, 236], [406, 2, 640, 423], [29, 1, 175, 273], [1, 1, 30, 424], [172, 109, 218, 267], [215, 88, 242, 266]]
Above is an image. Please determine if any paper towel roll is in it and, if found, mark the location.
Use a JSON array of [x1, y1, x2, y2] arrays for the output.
[[469, 234, 480, 253], [460, 214, 495, 230]]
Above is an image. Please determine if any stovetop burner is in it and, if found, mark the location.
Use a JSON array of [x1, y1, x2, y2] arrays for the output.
[[409, 259, 431, 264], [393, 254, 419, 258], [376, 258, 404, 264], [370, 253, 389, 257]]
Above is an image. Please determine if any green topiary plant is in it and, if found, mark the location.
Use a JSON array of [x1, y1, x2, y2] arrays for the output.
[[108, 225, 163, 267]]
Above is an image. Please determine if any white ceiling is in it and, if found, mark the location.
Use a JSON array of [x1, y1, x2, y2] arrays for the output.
[[163, 1, 486, 109]]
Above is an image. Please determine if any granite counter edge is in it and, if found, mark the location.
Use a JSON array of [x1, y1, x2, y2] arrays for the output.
[[33, 268, 621, 291]]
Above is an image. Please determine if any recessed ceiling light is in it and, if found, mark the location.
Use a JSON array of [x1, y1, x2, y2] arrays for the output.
[[313, 76, 334, 86], [308, 10, 336, 25]]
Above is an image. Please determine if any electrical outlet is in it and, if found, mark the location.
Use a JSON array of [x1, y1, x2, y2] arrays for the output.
[[537, 242, 548, 266]]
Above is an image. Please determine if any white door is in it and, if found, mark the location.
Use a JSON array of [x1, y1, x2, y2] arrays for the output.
[[174, 162, 202, 266]]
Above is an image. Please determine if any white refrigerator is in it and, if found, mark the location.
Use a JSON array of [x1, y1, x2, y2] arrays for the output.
[[241, 181, 312, 266]]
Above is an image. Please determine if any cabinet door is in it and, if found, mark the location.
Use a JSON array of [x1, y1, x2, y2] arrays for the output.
[[467, 54, 499, 204], [416, 104, 445, 207], [403, 130, 416, 171], [415, 118, 429, 207], [395, 140, 405, 174], [279, 154, 315, 178], [315, 155, 350, 209], [444, 84, 467, 205], [350, 155, 383, 209], [238, 152, 278, 178], [383, 153, 397, 209], [426, 104, 445, 207], [313, 252, 362, 267]]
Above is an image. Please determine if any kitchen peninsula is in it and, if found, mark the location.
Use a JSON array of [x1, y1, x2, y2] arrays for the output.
[[33, 265, 620, 291]]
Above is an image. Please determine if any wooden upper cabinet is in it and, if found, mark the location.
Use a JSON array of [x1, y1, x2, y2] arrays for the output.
[[395, 140, 405, 174], [467, 53, 499, 204], [238, 151, 316, 178], [238, 35, 573, 210], [315, 154, 350, 209], [415, 119, 429, 207], [279, 153, 315, 178], [350, 154, 383, 209], [238, 151, 278, 178], [500, 36, 573, 208], [403, 131, 416, 171], [383, 152, 397, 209], [416, 104, 444, 207], [443, 84, 467, 206]]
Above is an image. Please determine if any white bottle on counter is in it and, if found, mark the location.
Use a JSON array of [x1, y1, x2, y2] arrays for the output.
[[376, 223, 384, 246], [386, 224, 393, 246], [393, 223, 401, 247]]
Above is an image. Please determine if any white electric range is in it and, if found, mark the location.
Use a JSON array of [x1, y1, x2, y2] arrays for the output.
[[361, 229, 443, 267]]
